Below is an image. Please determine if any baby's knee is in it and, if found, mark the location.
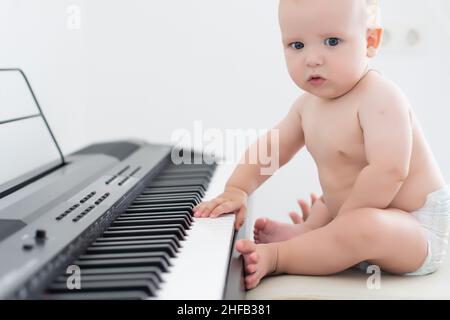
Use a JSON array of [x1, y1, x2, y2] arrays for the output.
[[331, 209, 385, 250]]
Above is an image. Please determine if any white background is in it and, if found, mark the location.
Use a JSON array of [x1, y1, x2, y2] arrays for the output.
[[1, 0, 449, 229]]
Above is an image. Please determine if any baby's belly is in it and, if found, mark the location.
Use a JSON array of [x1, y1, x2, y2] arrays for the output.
[[319, 164, 446, 217], [318, 165, 363, 217]]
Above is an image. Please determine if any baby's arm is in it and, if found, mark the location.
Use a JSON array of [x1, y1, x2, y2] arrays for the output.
[[338, 85, 413, 216], [226, 95, 306, 195], [194, 95, 307, 229]]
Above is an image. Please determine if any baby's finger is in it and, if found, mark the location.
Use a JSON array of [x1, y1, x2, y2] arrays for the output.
[[210, 201, 236, 218], [193, 202, 204, 212], [310, 193, 319, 205], [193, 203, 207, 217], [235, 206, 247, 230], [200, 198, 226, 217], [297, 199, 310, 221], [289, 211, 303, 224], [193, 200, 216, 217]]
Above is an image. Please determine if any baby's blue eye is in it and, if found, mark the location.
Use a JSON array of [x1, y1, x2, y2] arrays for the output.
[[289, 42, 304, 50], [324, 38, 341, 46]]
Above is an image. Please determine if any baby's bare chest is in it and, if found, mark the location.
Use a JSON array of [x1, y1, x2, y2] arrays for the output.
[[302, 102, 367, 166]]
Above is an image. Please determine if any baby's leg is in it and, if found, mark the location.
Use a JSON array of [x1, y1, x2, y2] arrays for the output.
[[254, 197, 331, 243], [237, 207, 428, 289], [253, 218, 308, 244]]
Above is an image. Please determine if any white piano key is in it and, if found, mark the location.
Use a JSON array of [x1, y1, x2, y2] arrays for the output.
[[155, 216, 234, 299], [155, 162, 237, 299]]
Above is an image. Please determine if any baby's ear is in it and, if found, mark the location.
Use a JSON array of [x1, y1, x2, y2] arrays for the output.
[[366, 28, 383, 58]]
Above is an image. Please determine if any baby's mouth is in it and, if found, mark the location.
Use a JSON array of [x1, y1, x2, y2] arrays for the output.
[[308, 76, 326, 86]]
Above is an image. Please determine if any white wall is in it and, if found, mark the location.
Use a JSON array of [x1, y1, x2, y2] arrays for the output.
[[1, 0, 449, 230]]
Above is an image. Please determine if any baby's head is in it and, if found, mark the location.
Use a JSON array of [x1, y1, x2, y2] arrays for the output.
[[279, 0, 383, 99]]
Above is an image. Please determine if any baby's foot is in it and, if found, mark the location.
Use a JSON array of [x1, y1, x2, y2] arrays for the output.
[[235, 239, 278, 289], [253, 217, 304, 244]]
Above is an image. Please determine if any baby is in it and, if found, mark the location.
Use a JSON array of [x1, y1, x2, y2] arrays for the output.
[[193, 0, 450, 290]]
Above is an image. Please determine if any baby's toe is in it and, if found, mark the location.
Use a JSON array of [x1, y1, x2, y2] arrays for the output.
[[245, 263, 257, 274], [245, 273, 261, 289], [236, 239, 256, 255], [249, 251, 259, 264], [254, 218, 267, 232], [253, 232, 260, 243]]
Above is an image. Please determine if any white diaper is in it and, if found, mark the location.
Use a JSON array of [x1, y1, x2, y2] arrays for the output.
[[403, 184, 450, 276], [356, 185, 450, 276]]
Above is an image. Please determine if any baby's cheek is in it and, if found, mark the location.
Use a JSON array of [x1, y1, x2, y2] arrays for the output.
[[287, 67, 305, 89]]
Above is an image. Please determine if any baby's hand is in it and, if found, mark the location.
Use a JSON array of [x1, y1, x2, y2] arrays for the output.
[[192, 186, 249, 230], [289, 193, 319, 224]]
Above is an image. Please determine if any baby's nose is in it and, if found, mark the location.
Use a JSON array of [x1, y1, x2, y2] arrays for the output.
[[306, 57, 324, 68], [305, 51, 324, 67]]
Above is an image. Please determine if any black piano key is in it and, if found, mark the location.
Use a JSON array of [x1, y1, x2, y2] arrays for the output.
[[139, 190, 196, 196], [74, 257, 169, 272], [113, 218, 190, 229], [131, 197, 199, 206], [109, 220, 186, 228], [90, 240, 178, 252], [116, 214, 192, 226], [44, 291, 148, 300], [161, 165, 213, 169], [94, 234, 181, 247], [67, 266, 163, 280], [120, 211, 193, 222], [127, 203, 195, 210], [135, 192, 201, 198], [136, 191, 202, 197], [134, 193, 202, 204], [47, 279, 157, 297], [106, 225, 187, 237], [142, 186, 205, 196], [147, 178, 209, 188], [86, 244, 176, 257], [140, 190, 204, 198], [162, 167, 214, 174], [89, 237, 179, 248], [78, 251, 173, 262], [55, 272, 161, 287], [125, 205, 194, 214], [102, 228, 185, 241], [152, 174, 211, 181]]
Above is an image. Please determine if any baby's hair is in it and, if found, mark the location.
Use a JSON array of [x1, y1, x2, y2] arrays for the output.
[[366, 0, 381, 28]]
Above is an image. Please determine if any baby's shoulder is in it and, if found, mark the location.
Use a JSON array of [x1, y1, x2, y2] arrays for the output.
[[291, 92, 315, 117], [358, 71, 411, 112]]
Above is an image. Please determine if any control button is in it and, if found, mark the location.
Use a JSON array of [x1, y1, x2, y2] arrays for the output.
[[23, 244, 34, 251], [35, 230, 47, 244], [35, 229, 46, 239]]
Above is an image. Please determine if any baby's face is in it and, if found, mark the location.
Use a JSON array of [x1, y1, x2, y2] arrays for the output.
[[279, 0, 372, 99]]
